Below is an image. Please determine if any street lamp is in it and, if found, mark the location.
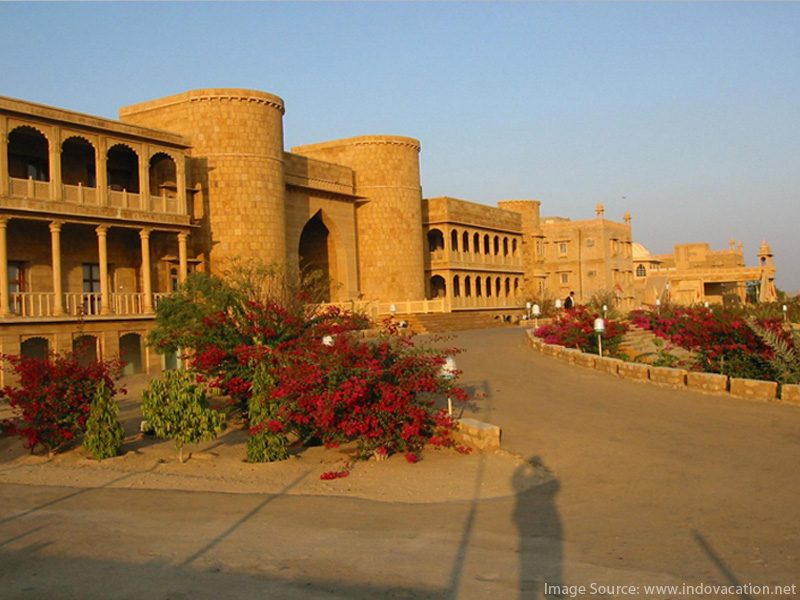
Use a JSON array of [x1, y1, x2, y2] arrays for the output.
[[594, 317, 606, 357], [440, 356, 457, 416], [526, 301, 532, 320], [532, 303, 541, 328], [555, 298, 562, 310], [602, 304, 608, 319], [783, 304, 788, 322], [655, 298, 661, 313]]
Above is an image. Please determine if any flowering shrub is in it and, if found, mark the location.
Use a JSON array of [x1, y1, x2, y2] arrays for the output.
[[534, 305, 628, 356], [630, 307, 785, 379], [149, 270, 469, 470], [0, 352, 124, 455]]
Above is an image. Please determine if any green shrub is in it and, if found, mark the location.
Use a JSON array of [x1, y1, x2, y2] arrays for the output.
[[246, 362, 288, 463], [82, 380, 125, 460]]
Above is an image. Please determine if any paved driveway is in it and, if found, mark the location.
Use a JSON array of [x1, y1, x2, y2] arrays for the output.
[[1, 327, 798, 599]]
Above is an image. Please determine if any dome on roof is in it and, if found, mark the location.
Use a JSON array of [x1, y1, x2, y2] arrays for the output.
[[632, 242, 651, 259]]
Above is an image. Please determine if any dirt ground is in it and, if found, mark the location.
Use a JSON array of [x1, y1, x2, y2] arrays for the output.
[[0, 373, 545, 504]]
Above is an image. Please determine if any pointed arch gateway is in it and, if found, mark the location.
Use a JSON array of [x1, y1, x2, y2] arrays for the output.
[[299, 210, 340, 303]]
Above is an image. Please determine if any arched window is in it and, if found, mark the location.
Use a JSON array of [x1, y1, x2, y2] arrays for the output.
[[473, 233, 480, 254], [464, 276, 472, 298], [512, 239, 518, 256], [514, 278, 520, 296], [107, 144, 140, 193], [496, 277, 501, 297], [430, 275, 447, 299], [61, 137, 96, 187], [503, 238, 509, 256], [462, 231, 470, 252], [149, 153, 177, 197], [427, 229, 445, 252], [21, 337, 49, 359], [476, 277, 482, 297], [483, 234, 490, 255], [8, 126, 49, 181], [636, 264, 647, 277], [453, 275, 461, 298], [493, 236, 500, 256], [505, 278, 511, 296], [486, 276, 492, 297], [450, 230, 459, 252]]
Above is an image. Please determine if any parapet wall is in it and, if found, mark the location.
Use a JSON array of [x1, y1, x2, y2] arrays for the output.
[[526, 330, 800, 405]]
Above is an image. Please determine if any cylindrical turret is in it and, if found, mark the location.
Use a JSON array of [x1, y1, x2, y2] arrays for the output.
[[120, 89, 287, 270], [292, 135, 426, 301]]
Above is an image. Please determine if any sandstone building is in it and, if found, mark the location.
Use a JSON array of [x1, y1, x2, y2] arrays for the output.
[[0, 88, 779, 376]]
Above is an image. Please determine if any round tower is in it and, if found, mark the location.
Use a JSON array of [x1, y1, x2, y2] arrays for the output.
[[292, 135, 426, 301], [120, 88, 287, 270]]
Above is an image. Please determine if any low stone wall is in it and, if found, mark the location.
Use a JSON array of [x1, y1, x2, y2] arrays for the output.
[[526, 331, 797, 406], [454, 418, 501, 451]]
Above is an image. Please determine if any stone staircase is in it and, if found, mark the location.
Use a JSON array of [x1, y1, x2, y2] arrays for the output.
[[618, 324, 694, 364], [395, 310, 523, 334]]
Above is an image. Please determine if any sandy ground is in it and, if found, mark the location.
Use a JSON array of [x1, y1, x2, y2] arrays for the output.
[[0, 373, 546, 504]]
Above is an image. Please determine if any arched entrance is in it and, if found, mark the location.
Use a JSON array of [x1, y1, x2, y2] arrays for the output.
[[120, 333, 143, 375], [299, 212, 337, 303], [430, 275, 447, 299]]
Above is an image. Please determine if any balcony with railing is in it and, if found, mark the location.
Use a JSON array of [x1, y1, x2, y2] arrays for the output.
[[6, 291, 169, 320], [7, 177, 187, 217]]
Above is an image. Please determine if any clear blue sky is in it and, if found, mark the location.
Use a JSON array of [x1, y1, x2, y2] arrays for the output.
[[2, 2, 798, 290]]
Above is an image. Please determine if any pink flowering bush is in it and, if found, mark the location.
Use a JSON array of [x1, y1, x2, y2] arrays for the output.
[[630, 307, 786, 379], [534, 305, 628, 356], [1, 352, 125, 455]]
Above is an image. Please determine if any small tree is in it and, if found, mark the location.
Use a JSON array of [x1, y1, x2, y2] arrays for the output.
[[83, 380, 125, 460], [141, 370, 226, 463]]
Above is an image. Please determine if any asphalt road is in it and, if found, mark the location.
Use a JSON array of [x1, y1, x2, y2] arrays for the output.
[[1, 327, 799, 599]]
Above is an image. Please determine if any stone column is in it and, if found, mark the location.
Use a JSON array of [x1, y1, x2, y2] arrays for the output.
[[49, 127, 62, 201], [96, 225, 110, 315], [0, 115, 8, 197], [139, 228, 153, 314], [49, 221, 64, 316], [0, 217, 9, 317], [139, 144, 149, 210], [177, 231, 189, 283], [96, 138, 108, 206], [176, 156, 186, 215]]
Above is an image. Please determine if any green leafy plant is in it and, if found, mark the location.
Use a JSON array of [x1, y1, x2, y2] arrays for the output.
[[748, 320, 800, 384], [246, 361, 288, 463], [82, 380, 125, 460], [141, 370, 226, 463]]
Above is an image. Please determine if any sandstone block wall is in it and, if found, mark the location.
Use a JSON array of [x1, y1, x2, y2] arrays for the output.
[[293, 136, 426, 302], [120, 89, 288, 272]]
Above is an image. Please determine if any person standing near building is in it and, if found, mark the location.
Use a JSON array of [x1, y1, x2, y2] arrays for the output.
[[564, 291, 576, 309]]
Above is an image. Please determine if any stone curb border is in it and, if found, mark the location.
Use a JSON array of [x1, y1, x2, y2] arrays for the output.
[[526, 330, 800, 405]]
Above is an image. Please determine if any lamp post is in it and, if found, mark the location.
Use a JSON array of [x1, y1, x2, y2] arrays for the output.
[[555, 298, 562, 310], [440, 356, 457, 416], [526, 301, 532, 321], [594, 317, 606, 357], [532, 303, 541, 328], [783, 304, 788, 322], [602, 304, 608, 319], [655, 298, 661, 313]]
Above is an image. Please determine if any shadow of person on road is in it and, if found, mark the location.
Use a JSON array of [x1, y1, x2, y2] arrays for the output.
[[513, 456, 563, 600]]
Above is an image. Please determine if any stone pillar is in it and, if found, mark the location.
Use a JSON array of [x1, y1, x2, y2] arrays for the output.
[[96, 138, 108, 206], [0, 217, 9, 317], [139, 228, 153, 314], [0, 115, 8, 197], [49, 221, 64, 316], [49, 128, 62, 201], [96, 225, 110, 315], [177, 231, 189, 283], [139, 143, 149, 209], [176, 156, 186, 215]]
